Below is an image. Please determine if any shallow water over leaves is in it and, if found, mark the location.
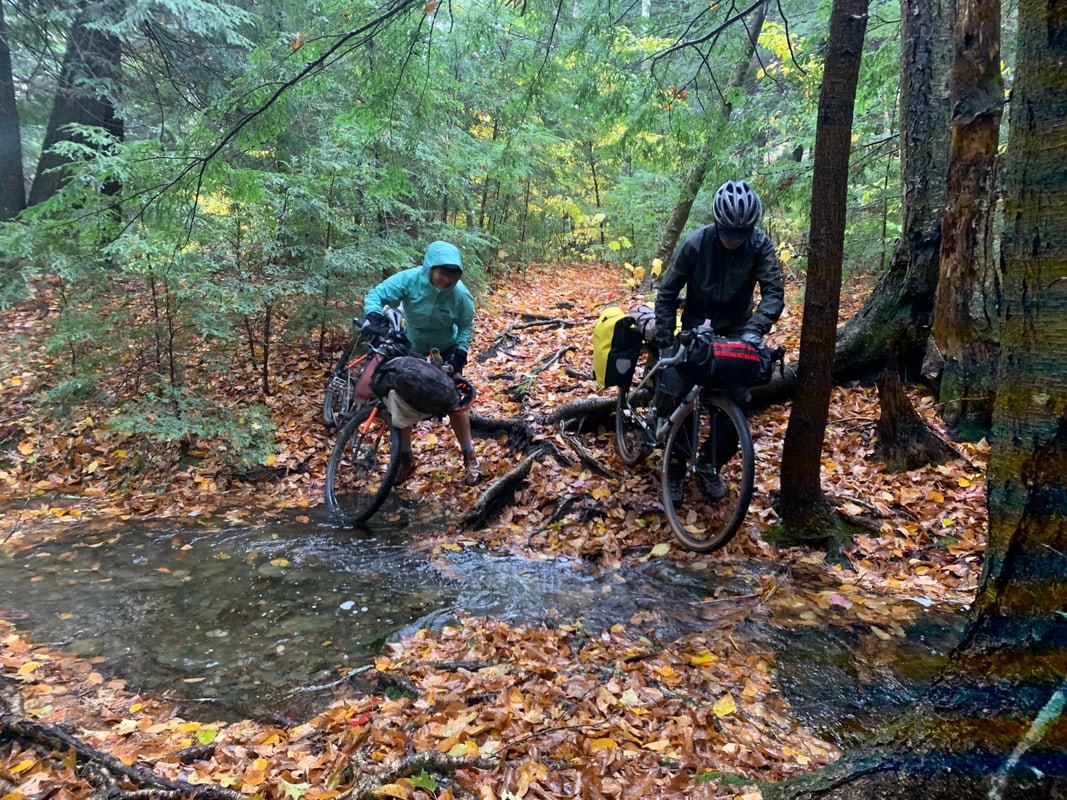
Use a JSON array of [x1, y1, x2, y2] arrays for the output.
[[0, 514, 965, 743]]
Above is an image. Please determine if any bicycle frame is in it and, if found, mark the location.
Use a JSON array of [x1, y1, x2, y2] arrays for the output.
[[620, 345, 693, 447]]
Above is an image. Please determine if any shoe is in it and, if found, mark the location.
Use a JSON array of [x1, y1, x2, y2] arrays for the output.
[[395, 452, 416, 485], [463, 450, 481, 486], [697, 466, 727, 502]]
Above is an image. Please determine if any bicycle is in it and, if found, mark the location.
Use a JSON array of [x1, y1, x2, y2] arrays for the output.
[[615, 330, 783, 553], [323, 315, 411, 525], [322, 313, 476, 525]]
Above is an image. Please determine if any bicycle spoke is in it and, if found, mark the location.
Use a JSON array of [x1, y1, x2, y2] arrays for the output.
[[661, 394, 754, 553], [325, 405, 399, 525]]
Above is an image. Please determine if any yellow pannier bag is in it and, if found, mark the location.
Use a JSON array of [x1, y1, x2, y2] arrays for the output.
[[592, 307, 644, 389]]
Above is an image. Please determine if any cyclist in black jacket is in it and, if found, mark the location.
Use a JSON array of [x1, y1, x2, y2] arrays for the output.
[[653, 180, 785, 500], [654, 180, 784, 349]]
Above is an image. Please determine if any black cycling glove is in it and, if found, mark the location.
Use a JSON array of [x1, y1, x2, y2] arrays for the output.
[[653, 326, 675, 350], [361, 312, 390, 342], [445, 348, 468, 374]]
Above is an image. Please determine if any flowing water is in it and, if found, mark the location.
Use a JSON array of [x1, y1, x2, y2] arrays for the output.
[[0, 512, 966, 743]]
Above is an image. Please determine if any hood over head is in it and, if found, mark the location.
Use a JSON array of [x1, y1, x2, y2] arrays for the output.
[[422, 241, 463, 273]]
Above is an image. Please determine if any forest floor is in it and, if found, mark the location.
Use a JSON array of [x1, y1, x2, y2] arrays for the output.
[[0, 261, 988, 799]]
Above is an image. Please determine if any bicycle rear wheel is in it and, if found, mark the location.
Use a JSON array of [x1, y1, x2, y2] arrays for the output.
[[615, 345, 656, 465], [323, 337, 363, 428], [661, 392, 754, 553], [322, 371, 351, 428], [325, 404, 399, 525]]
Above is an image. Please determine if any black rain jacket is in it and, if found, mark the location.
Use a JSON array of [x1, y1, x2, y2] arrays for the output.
[[654, 224, 784, 339]]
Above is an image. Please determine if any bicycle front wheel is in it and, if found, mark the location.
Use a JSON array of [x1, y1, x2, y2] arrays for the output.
[[615, 345, 656, 465], [661, 393, 754, 553], [325, 404, 400, 525]]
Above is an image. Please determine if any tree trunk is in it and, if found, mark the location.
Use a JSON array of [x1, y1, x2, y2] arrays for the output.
[[0, 0, 24, 221], [26, 0, 124, 207], [769, 2, 1067, 795], [932, 0, 1004, 441], [834, 0, 954, 381], [874, 366, 957, 471], [978, 0, 1067, 637], [777, 0, 869, 544], [644, 1, 768, 287]]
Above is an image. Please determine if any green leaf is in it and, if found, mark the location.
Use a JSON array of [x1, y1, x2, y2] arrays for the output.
[[279, 779, 312, 800], [409, 770, 438, 792], [196, 728, 218, 745]]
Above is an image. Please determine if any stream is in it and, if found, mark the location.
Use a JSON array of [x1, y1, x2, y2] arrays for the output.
[[0, 511, 967, 747]]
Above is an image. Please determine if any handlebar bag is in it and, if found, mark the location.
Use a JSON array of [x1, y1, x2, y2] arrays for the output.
[[684, 336, 775, 388]]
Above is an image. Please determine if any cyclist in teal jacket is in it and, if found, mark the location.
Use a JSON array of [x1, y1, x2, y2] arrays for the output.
[[362, 241, 480, 486]]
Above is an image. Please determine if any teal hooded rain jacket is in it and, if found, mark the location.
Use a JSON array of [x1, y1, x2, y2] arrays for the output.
[[363, 241, 475, 356]]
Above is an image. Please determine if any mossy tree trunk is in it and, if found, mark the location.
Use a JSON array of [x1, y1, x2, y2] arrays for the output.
[[768, 3, 1067, 796], [833, 0, 954, 382]]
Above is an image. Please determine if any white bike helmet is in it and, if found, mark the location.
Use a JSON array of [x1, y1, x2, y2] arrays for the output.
[[712, 180, 762, 232]]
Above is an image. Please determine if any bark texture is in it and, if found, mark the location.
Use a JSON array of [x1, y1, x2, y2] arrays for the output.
[[933, 0, 1004, 440], [770, 2, 1067, 795], [873, 367, 957, 471], [778, 0, 868, 539], [834, 0, 954, 381], [0, 1, 23, 220], [977, 0, 1067, 635]]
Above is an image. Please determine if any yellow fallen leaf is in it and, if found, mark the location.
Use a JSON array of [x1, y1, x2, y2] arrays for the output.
[[9, 758, 35, 774], [17, 661, 41, 675], [649, 542, 671, 557], [590, 737, 618, 750], [270, 558, 290, 567], [713, 693, 737, 717], [688, 650, 716, 666], [374, 783, 409, 799]]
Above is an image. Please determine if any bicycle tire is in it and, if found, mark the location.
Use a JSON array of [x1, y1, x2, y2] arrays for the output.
[[661, 392, 754, 553], [323, 337, 363, 428], [325, 403, 400, 525], [615, 345, 656, 465], [322, 372, 348, 428]]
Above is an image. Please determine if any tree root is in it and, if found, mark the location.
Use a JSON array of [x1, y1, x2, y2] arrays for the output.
[[342, 750, 499, 800], [0, 690, 242, 800], [462, 446, 551, 527]]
